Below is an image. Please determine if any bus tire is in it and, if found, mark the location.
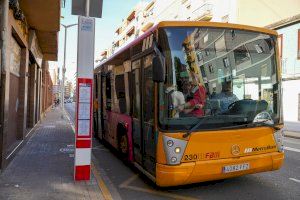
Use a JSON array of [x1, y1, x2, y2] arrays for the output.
[[117, 124, 128, 159]]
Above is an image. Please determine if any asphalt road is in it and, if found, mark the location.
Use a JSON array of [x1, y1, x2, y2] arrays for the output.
[[65, 102, 300, 200]]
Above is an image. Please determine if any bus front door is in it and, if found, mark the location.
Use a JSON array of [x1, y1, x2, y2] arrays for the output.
[[132, 55, 156, 176], [141, 55, 156, 176]]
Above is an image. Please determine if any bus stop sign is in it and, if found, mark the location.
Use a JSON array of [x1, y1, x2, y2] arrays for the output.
[[72, 0, 103, 18]]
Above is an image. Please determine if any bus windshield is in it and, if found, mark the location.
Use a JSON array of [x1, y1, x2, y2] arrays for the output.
[[158, 27, 281, 131]]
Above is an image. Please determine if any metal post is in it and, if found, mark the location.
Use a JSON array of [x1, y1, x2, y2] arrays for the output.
[[60, 24, 77, 113], [85, 0, 90, 17], [0, 0, 9, 85], [0, 0, 9, 169], [62, 27, 67, 112]]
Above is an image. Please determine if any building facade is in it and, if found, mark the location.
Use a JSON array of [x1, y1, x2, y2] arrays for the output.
[[267, 15, 300, 122], [99, 0, 300, 60], [98, 0, 300, 123], [0, 0, 60, 170], [64, 80, 73, 99]]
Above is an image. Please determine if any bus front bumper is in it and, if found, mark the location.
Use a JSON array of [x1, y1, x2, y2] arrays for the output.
[[156, 152, 284, 187]]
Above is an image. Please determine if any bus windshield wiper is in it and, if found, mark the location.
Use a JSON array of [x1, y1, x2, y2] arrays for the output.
[[183, 116, 211, 138], [247, 121, 280, 130]]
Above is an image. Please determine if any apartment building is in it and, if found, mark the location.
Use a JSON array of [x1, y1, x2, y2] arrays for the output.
[[0, 0, 60, 170], [64, 81, 73, 99], [98, 0, 299, 122], [99, 0, 299, 61], [267, 15, 300, 122]]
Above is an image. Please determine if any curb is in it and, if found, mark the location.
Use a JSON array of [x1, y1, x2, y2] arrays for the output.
[[283, 131, 300, 139]]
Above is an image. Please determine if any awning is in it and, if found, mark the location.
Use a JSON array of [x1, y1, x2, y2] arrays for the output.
[[100, 51, 108, 56], [20, 0, 60, 61], [115, 26, 122, 34], [126, 27, 135, 36], [142, 22, 154, 32], [145, 1, 155, 11], [127, 10, 135, 22]]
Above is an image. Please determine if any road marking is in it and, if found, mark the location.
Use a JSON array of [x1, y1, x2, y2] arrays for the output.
[[284, 146, 300, 153], [289, 178, 300, 183], [92, 162, 113, 200], [119, 175, 199, 200], [64, 110, 75, 133]]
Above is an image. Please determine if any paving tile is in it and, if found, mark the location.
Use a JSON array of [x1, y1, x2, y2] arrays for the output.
[[0, 107, 104, 200]]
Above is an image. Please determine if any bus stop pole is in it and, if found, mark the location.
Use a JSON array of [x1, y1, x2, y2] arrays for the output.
[[74, 0, 95, 181]]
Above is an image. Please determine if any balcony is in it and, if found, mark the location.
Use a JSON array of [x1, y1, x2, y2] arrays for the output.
[[19, 0, 60, 60], [192, 3, 213, 21]]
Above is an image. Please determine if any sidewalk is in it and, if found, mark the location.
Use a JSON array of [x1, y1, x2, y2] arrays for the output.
[[283, 121, 300, 139], [0, 107, 104, 200]]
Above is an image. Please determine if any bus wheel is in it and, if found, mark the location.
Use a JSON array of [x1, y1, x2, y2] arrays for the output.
[[118, 133, 128, 158]]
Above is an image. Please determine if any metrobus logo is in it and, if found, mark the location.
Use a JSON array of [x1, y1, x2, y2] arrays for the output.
[[244, 148, 253, 153], [244, 145, 276, 153]]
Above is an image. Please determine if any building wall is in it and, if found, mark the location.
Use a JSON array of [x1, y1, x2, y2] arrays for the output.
[[236, 0, 300, 27], [2, 9, 30, 160], [277, 22, 300, 78], [0, 5, 57, 170], [282, 80, 300, 122]]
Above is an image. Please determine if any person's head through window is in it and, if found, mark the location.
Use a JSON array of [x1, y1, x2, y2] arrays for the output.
[[222, 80, 233, 95], [183, 80, 193, 100]]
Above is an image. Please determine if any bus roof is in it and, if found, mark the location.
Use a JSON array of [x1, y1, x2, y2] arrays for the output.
[[95, 21, 277, 71]]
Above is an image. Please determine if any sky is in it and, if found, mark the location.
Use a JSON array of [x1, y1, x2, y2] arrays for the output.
[[50, 0, 149, 84]]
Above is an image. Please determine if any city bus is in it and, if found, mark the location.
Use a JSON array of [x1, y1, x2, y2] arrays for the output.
[[93, 21, 284, 187]]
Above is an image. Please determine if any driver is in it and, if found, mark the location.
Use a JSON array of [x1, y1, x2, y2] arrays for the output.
[[212, 80, 238, 113]]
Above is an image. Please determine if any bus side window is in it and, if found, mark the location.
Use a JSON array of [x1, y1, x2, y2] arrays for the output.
[[106, 74, 112, 111], [132, 59, 141, 119], [115, 74, 126, 114], [143, 55, 154, 123], [124, 72, 131, 115]]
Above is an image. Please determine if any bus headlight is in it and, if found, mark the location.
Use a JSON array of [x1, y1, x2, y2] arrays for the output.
[[253, 111, 274, 125], [163, 135, 187, 165], [174, 147, 181, 153], [274, 130, 284, 152]]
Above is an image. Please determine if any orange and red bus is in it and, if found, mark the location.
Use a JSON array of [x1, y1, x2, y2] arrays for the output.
[[93, 21, 284, 187]]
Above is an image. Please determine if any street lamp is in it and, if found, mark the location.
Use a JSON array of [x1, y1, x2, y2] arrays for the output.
[[60, 23, 77, 113]]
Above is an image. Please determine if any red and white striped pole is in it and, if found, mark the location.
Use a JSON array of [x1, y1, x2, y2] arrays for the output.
[[74, 15, 95, 181]]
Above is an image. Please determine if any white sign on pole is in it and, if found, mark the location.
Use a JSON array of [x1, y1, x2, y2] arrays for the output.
[[77, 17, 95, 79]]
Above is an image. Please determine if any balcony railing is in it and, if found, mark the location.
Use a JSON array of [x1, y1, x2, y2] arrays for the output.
[[192, 3, 213, 21]]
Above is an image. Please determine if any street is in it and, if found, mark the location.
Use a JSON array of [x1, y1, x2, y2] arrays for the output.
[[65, 102, 300, 200]]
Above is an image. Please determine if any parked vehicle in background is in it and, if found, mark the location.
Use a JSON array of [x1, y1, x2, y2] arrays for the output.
[[93, 21, 284, 187]]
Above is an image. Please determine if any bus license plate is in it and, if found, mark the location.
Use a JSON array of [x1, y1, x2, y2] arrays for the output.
[[222, 163, 250, 173]]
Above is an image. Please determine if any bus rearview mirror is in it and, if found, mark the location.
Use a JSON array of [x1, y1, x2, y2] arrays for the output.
[[152, 56, 165, 83]]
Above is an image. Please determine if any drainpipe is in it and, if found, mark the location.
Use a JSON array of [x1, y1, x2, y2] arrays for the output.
[[0, 0, 9, 170], [0, 0, 9, 85]]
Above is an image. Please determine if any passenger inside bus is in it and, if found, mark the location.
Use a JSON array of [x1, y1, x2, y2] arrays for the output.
[[177, 76, 206, 117], [165, 84, 185, 118]]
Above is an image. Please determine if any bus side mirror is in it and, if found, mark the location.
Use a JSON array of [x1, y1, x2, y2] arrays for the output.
[[152, 55, 165, 82]]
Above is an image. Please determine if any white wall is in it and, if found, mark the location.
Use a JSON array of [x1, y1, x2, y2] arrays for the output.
[[277, 22, 300, 77], [282, 80, 300, 122]]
